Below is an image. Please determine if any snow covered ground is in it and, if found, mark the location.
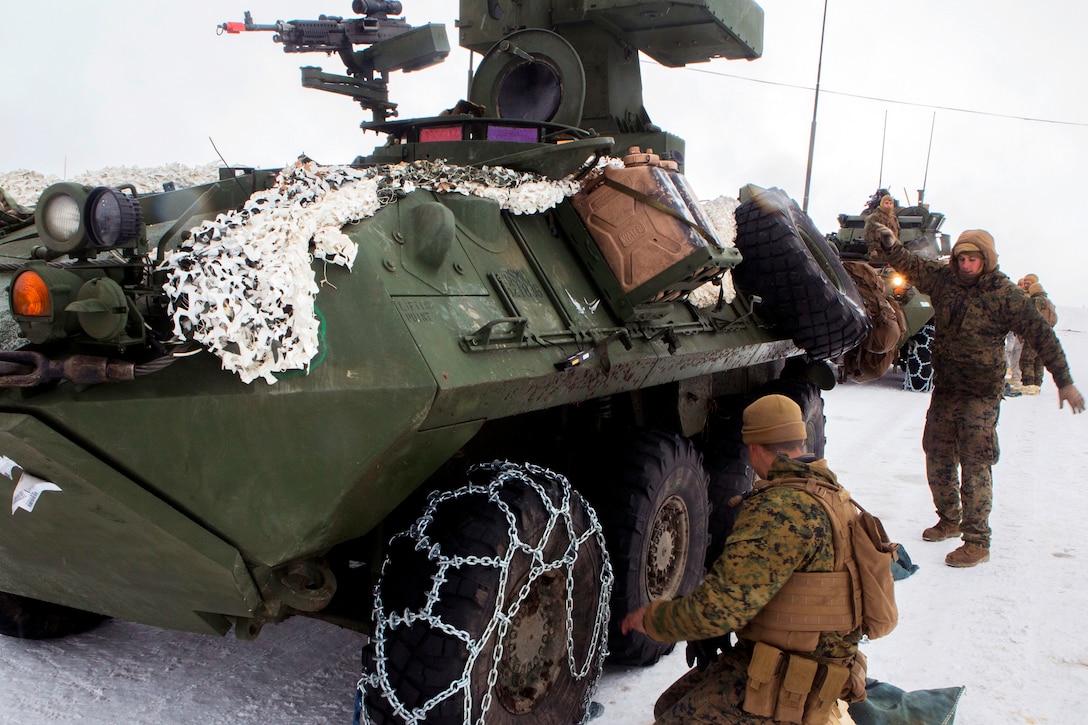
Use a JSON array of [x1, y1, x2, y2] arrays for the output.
[[0, 305, 1084, 723]]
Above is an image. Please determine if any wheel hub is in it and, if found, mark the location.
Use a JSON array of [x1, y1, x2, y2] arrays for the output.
[[496, 569, 566, 715], [647, 493, 690, 599]]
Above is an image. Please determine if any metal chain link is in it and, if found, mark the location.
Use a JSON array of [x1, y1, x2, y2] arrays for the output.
[[358, 460, 614, 725]]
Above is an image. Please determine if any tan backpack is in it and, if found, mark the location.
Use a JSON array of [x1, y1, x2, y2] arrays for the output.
[[840, 261, 907, 382], [1041, 298, 1058, 327]]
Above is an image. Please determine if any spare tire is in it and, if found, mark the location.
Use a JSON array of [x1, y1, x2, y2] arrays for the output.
[[734, 187, 871, 360]]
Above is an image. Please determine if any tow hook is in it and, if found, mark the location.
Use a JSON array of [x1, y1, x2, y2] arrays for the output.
[[0, 350, 135, 387]]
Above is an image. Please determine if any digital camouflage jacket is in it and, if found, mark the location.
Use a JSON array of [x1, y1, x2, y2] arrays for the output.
[[885, 244, 1073, 398], [645, 456, 861, 660]]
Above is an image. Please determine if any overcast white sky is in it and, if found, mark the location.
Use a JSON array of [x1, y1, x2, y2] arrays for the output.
[[3, 0, 1087, 305]]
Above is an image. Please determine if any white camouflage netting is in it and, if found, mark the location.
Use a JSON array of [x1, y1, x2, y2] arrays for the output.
[[0, 163, 223, 205], [161, 158, 584, 384], [2, 160, 739, 385]]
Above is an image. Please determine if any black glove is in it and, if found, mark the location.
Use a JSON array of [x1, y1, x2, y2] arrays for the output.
[[685, 634, 733, 671]]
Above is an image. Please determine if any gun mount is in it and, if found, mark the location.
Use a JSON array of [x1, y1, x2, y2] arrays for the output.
[[220, 3, 450, 124]]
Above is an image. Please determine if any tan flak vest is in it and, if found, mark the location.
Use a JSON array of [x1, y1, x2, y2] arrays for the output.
[[737, 476, 863, 654]]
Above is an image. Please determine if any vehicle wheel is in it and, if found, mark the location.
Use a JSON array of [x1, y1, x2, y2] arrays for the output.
[[588, 430, 709, 667], [358, 461, 611, 725], [734, 187, 871, 361], [758, 377, 827, 459], [900, 323, 935, 392], [0, 591, 107, 640], [701, 431, 753, 569]]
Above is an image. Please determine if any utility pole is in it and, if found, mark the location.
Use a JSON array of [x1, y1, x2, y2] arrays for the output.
[[802, 0, 828, 214]]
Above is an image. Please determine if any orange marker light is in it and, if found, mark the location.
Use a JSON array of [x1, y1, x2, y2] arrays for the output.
[[12, 271, 52, 317]]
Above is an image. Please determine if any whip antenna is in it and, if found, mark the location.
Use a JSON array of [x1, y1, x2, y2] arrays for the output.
[[920, 112, 936, 205]]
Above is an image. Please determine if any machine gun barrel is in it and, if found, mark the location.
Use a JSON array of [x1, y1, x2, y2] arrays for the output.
[[219, 8, 412, 54]]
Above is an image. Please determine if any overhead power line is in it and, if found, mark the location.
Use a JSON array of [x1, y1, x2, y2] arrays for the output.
[[668, 63, 1088, 128]]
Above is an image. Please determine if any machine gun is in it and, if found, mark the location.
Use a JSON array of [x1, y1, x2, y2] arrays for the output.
[[219, 1, 449, 124]]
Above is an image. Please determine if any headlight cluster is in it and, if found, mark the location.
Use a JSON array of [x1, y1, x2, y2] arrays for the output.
[[8, 264, 136, 346], [35, 182, 145, 257]]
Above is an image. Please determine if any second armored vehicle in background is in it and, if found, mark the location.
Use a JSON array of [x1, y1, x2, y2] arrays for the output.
[[830, 188, 951, 391]]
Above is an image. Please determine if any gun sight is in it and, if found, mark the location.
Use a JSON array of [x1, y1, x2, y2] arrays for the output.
[[352, 0, 402, 16]]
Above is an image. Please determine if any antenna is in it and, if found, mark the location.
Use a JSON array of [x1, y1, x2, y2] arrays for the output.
[[920, 112, 936, 205], [801, 0, 828, 214], [878, 110, 887, 189]]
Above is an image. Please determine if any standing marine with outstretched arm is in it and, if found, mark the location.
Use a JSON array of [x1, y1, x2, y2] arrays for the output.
[[872, 222, 1084, 567]]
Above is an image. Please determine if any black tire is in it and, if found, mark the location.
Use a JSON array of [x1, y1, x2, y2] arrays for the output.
[[757, 377, 827, 460], [358, 461, 611, 725], [0, 591, 107, 640], [587, 430, 709, 667], [700, 381, 826, 566], [734, 187, 871, 360], [701, 432, 753, 569], [899, 323, 935, 392]]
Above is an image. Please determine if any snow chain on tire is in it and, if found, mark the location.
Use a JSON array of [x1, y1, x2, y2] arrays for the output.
[[900, 323, 935, 392], [733, 187, 871, 361], [358, 461, 613, 725]]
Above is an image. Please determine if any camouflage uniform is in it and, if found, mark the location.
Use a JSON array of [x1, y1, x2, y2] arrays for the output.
[[1019, 286, 1056, 387], [643, 456, 861, 724], [884, 241, 1075, 547]]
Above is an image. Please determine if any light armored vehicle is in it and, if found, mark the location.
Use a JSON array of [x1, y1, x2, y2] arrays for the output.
[[830, 188, 951, 391], [0, 1, 869, 722]]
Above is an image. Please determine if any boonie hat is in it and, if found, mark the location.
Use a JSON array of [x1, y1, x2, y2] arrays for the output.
[[742, 394, 807, 445]]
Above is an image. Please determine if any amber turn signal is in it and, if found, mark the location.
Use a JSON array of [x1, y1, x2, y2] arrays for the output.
[[11, 270, 52, 317]]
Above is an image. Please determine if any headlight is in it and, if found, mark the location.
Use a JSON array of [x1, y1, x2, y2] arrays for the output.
[[34, 183, 145, 257], [42, 193, 83, 245], [87, 187, 143, 249], [36, 183, 91, 254]]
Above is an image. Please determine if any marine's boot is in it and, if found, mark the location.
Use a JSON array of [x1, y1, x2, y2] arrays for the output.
[[922, 519, 960, 542], [945, 543, 989, 568], [1021, 385, 1041, 395]]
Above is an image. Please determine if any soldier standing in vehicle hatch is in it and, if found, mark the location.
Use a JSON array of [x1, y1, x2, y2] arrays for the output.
[[862, 193, 898, 259], [872, 223, 1085, 567]]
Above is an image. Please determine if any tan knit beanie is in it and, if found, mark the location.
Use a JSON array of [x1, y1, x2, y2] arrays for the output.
[[1023, 273, 1039, 284], [1028, 282, 1044, 296], [742, 394, 807, 445]]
